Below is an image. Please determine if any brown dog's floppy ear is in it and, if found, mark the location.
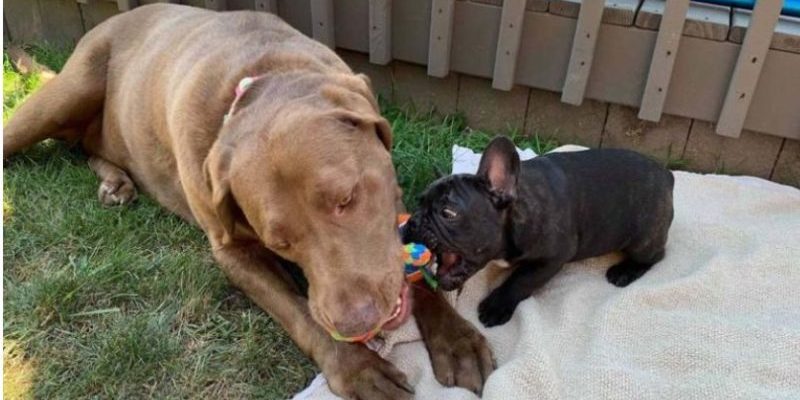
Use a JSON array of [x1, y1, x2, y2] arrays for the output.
[[374, 117, 393, 151], [323, 77, 392, 151], [477, 136, 520, 207], [203, 141, 238, 242], [336, 111, 393, 152]]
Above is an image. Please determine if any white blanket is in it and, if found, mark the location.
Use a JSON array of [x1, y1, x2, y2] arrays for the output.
[[294, 145, 800, 400]]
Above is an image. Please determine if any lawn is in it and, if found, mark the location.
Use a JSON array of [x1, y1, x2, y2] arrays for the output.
[[2, 45, 558, 399]]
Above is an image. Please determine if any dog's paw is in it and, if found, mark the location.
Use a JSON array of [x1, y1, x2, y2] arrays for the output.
[[425, 314, 495, 395], [478, 291, 518, 327], [324, 342, 414, 400], [605, 261, 648, 287], [97, 178, 138, 207]]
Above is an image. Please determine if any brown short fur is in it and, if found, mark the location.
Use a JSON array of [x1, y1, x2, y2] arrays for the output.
[[3, 5, 494, 398]]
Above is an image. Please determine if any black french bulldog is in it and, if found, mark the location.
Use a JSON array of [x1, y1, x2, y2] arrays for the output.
[[402, 136, 674, 327]]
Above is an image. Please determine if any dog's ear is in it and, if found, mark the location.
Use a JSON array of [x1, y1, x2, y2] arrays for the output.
[[477, 136, 520, 207], [336, 111, 393, 151], [374, 116, 393, 151], [204, 140, 238, 243], [323, 77, 393, 152]]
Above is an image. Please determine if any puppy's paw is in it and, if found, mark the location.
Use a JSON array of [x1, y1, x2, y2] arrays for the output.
[[97, 178, 138, 207], [605, 261, 648, 287], [478, 291, 518, 327]]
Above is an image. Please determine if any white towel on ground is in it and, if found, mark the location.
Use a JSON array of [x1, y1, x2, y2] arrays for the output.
[[293, 145, 800, 400]]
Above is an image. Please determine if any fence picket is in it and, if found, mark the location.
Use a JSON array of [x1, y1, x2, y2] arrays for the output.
[[561, 0, 604, 105], [116, 0, 137, 11], [369, 0, 392, 65], [639, 0, 690, 122], [716, 0, 783, 138], [492, 0, 527, 90], [428, 0, 456, 77], [254, 0, 277, 13], [311, 0, 335, 48], [204, 0, 226, 11]]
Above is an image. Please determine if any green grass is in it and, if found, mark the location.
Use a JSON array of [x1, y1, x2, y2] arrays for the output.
[[388, 110, 559, 209], [3, 46, 558, 399]]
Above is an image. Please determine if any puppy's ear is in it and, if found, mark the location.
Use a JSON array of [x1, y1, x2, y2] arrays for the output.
[[204, 140, 239, 243], [477, 136, 520, 207]]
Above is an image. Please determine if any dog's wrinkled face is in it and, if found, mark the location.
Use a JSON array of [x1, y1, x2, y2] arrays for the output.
[[403, 175, 507, 290], [205, 77, 412, 339], [403, 137, 521, 291]]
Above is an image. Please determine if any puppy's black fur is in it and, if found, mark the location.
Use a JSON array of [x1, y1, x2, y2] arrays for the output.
[[403, 137, 674, 327]]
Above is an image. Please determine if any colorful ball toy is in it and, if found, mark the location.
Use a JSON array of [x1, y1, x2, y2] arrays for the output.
[[397, 214, 438, 289]]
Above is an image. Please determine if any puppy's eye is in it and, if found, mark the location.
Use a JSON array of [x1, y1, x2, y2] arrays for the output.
[[441, 207, 458, 219]]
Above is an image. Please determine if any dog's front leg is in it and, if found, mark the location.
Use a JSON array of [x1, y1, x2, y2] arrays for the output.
[[413, 283, 496, 395], [478, 259, 565, 327], [213, 242, 414, 400]]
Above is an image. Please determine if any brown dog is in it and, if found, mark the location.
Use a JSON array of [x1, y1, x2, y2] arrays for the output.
[[3, 4, 493, 399]]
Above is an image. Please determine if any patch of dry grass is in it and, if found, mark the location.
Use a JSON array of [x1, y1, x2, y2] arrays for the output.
[[4, 341, 36, 400]]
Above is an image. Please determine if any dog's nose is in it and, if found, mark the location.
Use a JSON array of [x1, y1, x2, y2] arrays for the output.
[[333, 300, 382, 337]]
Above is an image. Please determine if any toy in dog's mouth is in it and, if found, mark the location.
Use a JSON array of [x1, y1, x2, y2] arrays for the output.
[[436, 251, 470, 291], [328, 282, 413, 344]]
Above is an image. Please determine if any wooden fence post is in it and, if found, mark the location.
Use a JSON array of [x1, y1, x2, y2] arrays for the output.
[[369, 0, 392, 65], [254, 0, 277, 13], [492, 0, 526, 91], [310, 0, 335, 48], [117, 0, 138, 11], [204, 0, 227, 11], [561, 0, 604, 106], [716, 0, 783, 138], [638, 0, 690, 122], [428, 0, 455, 78]]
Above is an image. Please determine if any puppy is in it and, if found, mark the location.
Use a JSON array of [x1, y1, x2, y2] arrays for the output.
[[403, 136, 674, 326]]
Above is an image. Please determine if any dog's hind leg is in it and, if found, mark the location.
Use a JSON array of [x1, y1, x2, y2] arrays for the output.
[[607, 214, 671, 287], [88, 156, 138, 207], [606, 246, 665, 287], [3, 31, 109, 158]]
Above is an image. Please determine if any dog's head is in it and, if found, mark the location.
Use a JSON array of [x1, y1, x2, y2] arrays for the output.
[[205, 73, 411, 340], [403, 136, 520, 290]]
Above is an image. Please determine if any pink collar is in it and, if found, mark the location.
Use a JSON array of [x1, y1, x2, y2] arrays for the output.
[[223, 75, 267, 124]]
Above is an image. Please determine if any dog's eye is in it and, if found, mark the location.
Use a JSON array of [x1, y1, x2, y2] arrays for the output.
[[334, 193, 353, 216], [441, 207, 458, 219], [272, 240, 291, 250]]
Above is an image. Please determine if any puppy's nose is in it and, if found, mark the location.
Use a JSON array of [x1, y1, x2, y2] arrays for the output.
[[334, 300, 382, 337]]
